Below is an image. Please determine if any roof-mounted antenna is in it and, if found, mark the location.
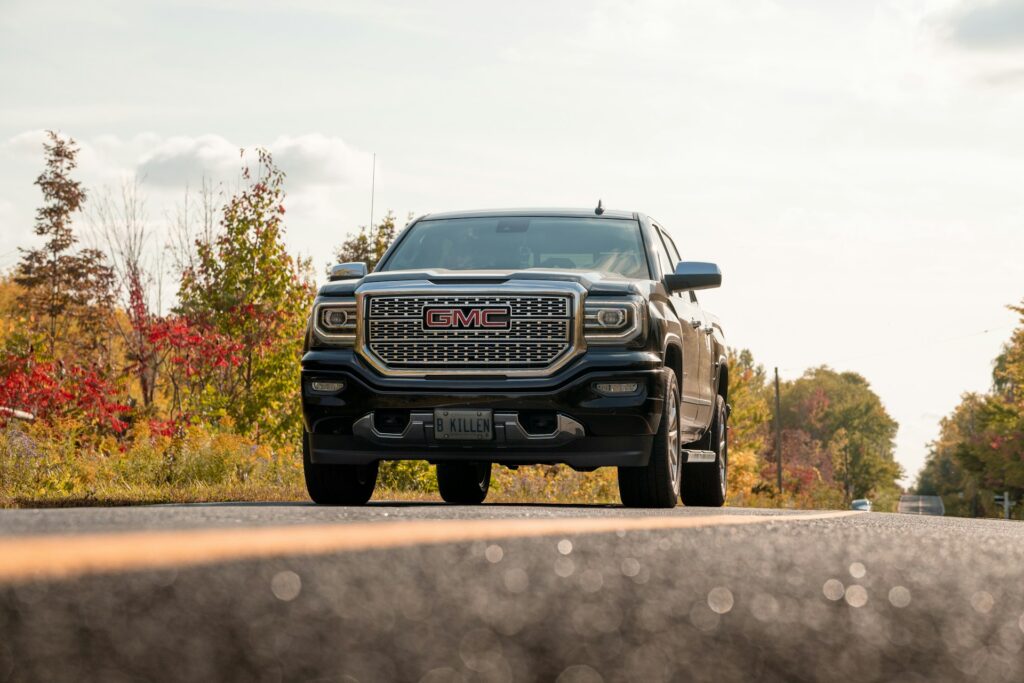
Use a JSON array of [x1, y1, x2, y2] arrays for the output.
[[595, 199, 604, 216]]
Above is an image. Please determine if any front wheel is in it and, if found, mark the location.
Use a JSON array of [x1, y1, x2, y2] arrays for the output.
[[617, 370, 681, 508], [303, 430, 378, 505], [436, 462, 491, 504], [680, 394, 728, 507]]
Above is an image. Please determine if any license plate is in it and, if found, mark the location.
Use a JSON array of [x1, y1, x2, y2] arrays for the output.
[[434, 409, 493, 441]]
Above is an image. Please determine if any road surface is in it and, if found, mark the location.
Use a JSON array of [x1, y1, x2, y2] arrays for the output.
[[1, 503, 1023, 682]]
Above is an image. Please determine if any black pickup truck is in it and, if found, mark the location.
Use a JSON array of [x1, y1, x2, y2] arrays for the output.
[[301, 208, 727, 508]]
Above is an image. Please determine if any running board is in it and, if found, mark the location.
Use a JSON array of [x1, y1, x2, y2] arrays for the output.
[[682, 449, 717, 464]]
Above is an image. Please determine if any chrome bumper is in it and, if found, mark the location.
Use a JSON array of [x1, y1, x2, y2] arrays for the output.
[[352, 411, 585, 449]]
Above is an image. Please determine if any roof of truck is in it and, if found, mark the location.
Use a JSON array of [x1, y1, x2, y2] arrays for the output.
[[420, 207, 638, 221]]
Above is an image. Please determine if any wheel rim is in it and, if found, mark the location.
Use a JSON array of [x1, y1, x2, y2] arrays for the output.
[[667, 386, 680, 492], [717, 408, 727, 497]]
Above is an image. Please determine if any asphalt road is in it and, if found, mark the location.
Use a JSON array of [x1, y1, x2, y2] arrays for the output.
[[1, 504, 1023, 683]]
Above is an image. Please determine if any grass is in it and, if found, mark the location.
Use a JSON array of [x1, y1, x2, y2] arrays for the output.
[[1, 421, 844, 510]]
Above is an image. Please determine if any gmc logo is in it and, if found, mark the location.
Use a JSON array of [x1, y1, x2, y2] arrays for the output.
[[423, 306, 511, 330]]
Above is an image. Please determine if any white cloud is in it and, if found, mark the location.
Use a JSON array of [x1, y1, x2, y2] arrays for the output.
[[135, 135, 242, 187], [269, 134, 374, 188], [136, 133, 372, 189]]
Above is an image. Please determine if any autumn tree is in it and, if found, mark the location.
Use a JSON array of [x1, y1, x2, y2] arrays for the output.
[[779, 366, 902, 504], [916, 394, 990, 517], [91, 178, 164, 408], [175, 150, 314, 441], [724, 348, 772, 497], [926, 300, 1024, 518], [14, 131, 115, 360], [332, 210, 404, 271]]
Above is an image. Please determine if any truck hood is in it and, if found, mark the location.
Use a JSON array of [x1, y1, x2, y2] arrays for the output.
[[319, 269, 648, 297]]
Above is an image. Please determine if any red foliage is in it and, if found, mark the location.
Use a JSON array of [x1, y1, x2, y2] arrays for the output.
[[149, 317, 244, 376], [0, 355, 129, 432]]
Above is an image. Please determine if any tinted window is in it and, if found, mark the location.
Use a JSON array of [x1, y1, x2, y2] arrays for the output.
[[382, 217, 650, 279], [653, 225, 676, 277], [661, 228, 681, 263]]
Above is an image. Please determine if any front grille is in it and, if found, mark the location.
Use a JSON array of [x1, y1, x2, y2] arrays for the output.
[[364, 294, 574, 370], [368, 295, 569, 319]]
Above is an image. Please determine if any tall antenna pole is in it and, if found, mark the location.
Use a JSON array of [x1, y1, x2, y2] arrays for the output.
[[369, 153, 376, 229]]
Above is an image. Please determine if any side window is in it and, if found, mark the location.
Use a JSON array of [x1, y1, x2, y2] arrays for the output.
[[661, 228, 682, 263], [659, 226, 698, 302], [652, 225, 675, 278]]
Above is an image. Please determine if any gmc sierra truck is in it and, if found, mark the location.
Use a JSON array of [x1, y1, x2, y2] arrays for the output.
[[301, 208, 727, 508]]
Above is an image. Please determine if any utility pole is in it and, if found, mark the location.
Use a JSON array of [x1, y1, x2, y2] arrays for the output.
[[774, 367, 783, 493]]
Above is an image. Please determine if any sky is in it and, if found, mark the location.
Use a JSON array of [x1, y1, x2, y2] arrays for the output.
[[2, 0, 1023, 485]]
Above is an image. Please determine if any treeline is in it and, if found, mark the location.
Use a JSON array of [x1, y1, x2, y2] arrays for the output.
[[725, 351, 903, 510], [0, 131, 905, 508], [917, 304, 1024, 518], [0, 133, 316, 444], [0, 133, 411, 505]]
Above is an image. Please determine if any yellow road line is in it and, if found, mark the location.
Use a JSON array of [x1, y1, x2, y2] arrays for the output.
[[0, 510, 859, 583]]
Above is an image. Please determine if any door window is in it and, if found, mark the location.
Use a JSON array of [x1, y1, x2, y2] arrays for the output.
[[652, 225, 676, 277]]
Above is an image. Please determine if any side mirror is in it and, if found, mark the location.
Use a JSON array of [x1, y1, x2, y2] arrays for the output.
[[328, 262, 368, 281], [664, 261, 722, 292]]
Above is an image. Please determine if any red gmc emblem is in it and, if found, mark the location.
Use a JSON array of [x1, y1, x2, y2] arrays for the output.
[[423, 306, 511, 330]]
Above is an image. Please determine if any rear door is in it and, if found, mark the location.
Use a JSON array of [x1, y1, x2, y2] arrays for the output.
[[653, 224, 706, 426]]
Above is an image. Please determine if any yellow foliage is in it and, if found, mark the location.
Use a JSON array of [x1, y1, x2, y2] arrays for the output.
[[0, 418, 303, 508], [726, 448, 761, 501]]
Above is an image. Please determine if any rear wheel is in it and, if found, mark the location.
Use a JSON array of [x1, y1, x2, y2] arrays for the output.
[[680, 394, 728, 507], [617, 370, 681, 508], [436, 462, 491, 504], [302, 430, 378, 505]]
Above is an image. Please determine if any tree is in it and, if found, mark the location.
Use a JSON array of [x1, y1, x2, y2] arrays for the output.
[[917, 394, 990, 517], [175, 150, 314, 441], [332, 210, 402, 271], [942, 301, 1024, 512], [779, 366, 902, 503], [92, 179, 163, 408], [724, 348, 772, 497], [14, 131, 115, 360]]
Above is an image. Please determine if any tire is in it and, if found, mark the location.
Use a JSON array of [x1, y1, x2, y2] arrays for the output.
[[436, 462, 491, 504], [680, 394, 727, 507], [302, 430, 378, 505], [617, 370, 681, 508]]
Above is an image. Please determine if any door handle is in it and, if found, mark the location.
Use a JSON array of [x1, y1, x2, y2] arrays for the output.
[[690, 319, 702, 329]]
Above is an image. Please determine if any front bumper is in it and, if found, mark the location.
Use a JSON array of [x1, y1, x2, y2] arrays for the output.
[[301, 351, 666, 468]]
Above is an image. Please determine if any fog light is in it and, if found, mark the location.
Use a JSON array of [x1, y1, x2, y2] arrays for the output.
[[594, 382, 640, 396], [310, 380, 345, 393]]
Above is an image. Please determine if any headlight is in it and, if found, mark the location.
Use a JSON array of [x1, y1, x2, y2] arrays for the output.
[[313, 300, 357, 346], [584, 297, 645, 345]]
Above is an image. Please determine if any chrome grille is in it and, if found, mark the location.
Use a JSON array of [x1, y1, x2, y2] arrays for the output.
[[368, 295, 569, 319], [364, 294, 573, 369], [369, 319, 567, 341]]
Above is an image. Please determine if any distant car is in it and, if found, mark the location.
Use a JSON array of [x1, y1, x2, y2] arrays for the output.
[[897, 494, 945, 516], [851, 499, 872, 512]]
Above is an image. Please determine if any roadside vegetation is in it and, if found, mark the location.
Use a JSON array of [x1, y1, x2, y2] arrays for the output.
[[2, 131, 905, 510], [916, 305, 1024, 519]]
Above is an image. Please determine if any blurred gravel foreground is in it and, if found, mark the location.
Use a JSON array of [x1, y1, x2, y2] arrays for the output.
[[1, 505, 1023, 682]]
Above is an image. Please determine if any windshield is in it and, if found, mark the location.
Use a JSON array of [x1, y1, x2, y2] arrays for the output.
[[381, 216, 650, 279]]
